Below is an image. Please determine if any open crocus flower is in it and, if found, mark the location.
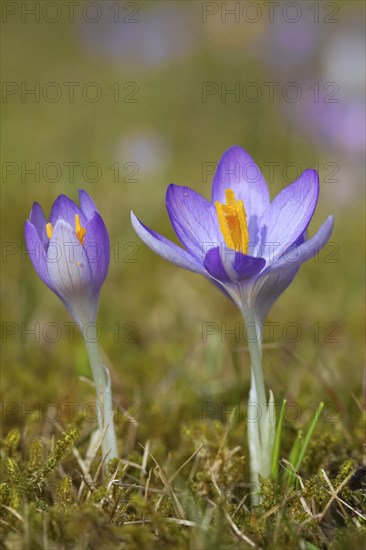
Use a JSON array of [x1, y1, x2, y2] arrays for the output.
[[132, 145, 334, 495], [131, 146, 334, 326], [25, 190, 110, 327]]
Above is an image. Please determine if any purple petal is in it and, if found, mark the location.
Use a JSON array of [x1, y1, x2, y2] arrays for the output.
[[29, 202, 48, 248], [131, 211, 206, 274], [263, 215, 334, 276], [24, 220, 59, 296], [257, 267, 301, 325], [252, 233, 306, 325], [50, 194, 87, 227], [79, 189, 99, 219], [166, 184, 221, 262], [257, 169, 319, 261], [204, 246, 265, 283], [211, 146, 270, 242], [84, 212, 110, 289], [234, 253, 266, 280], [203, 247, 231, 282], [46, 220, 99, 324]]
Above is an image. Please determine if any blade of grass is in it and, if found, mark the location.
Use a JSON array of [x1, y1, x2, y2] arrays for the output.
[[304, 541, 321, 550], [271, 399, 287, 480], [294, 402, 324, 472], [282, 430, 302, 485]]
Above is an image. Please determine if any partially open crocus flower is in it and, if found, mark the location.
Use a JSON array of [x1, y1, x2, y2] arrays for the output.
[[25, 190, 109, 327], [131, 145, 334, 495], [25, 190, 117, 460]]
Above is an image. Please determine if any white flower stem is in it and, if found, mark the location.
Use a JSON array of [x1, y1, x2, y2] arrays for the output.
[[240, 308, 275, 504], [83, 338, 118, 461], [246, 323, 266, 411]]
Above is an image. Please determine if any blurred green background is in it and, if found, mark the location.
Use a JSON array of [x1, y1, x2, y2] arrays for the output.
[[1, 1, 364, 448]]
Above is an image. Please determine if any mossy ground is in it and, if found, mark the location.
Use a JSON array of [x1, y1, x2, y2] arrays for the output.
[[1, 401, 365, 548]]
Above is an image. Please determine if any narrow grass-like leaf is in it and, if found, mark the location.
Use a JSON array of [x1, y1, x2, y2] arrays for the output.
[[282, 430, 302, 484], [294, 402, 324, 473], [289, 430, 303, 466], [271, 398, 286, 480]]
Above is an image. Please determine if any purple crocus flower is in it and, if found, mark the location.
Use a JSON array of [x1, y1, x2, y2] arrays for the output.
[[25, 190, 110, 327], [25, 190, 117, 460], [132, 145, 334, 492], [131, 146, 334, 326]]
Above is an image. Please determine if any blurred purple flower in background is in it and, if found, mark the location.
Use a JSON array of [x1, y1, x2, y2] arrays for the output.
[[286, 26, 365, 158], [289, 94, 365, 157], [253, 8, 365, 161], [322, 29, 365, 94], [253, 9, 321, 72], [79, 5, 195, 68], [252, 10, 365, 207], [116, 131, 170, 177]]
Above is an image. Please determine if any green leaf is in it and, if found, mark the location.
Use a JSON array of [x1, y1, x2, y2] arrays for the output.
[[294, 402, 324, 473], [304, 541, 321, 550], [282, 430, 303, 484], [271, 398, 286, 480], [283, 402, 324, 487]]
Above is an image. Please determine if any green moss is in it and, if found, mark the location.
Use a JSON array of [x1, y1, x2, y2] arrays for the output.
[[55, 476, 74, 507], [2, 428, 21, 456], [0, 417, 364, 549], [35, 427, 79, 482], [27, 439, 44, 473]]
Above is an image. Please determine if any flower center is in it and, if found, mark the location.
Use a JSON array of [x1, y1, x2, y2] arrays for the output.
[[45, 214, 86, 245], [215, 188, 249, 254]]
